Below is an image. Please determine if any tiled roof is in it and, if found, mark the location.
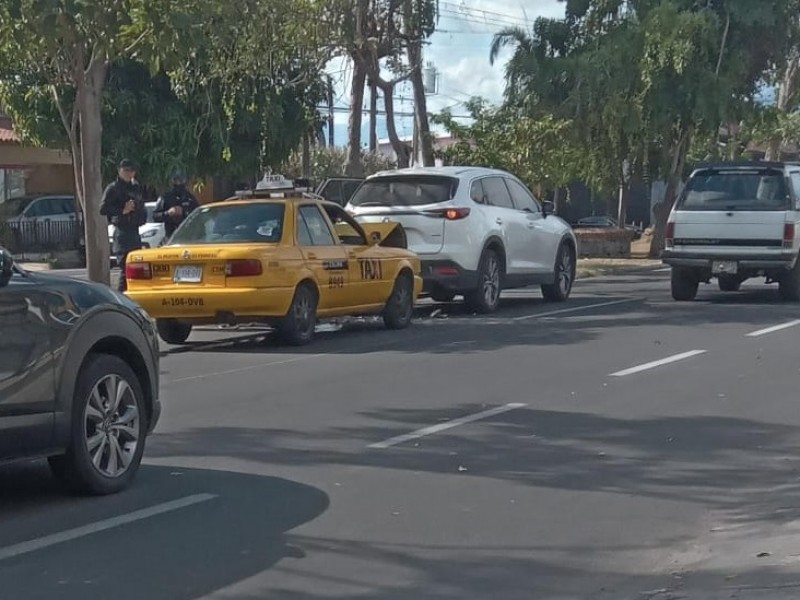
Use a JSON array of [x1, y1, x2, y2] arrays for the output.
[[0, 127, 19, 143]]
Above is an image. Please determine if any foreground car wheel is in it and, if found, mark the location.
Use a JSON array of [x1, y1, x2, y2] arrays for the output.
[[542, 243, 575, 302], [671, 267, 699, 301], [383, 273, 414, 330], [49, 354, 147, 495], [156, 319, 193, 344], [278, 283, 318, 345], [465, 249, 502, 313]]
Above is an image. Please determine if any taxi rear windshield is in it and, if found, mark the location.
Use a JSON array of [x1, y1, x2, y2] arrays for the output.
[[349, 175, 458, 207], [170, 203, 285, 244], [679, 169, 790, 211]]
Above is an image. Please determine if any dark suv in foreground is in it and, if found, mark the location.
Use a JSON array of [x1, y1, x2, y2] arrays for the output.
[[0, 247, 161, 494]]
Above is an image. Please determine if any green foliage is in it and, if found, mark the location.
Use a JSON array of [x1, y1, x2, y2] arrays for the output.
[[281, 147, 395, 182]]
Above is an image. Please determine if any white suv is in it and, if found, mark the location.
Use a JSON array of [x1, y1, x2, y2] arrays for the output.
[[346, 167, 578, 312], [663, 162, 800, 301]]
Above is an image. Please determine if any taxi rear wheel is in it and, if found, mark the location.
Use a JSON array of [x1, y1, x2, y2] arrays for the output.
[[278, 283, 318, 345], [156, 319, 193, 345], [383, 273, 414, 330]]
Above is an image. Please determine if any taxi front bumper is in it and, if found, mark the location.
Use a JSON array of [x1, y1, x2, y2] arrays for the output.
[[126, 286, 295, 320]]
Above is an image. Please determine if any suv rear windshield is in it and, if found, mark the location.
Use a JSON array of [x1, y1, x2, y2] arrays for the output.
[[170, 203, 285, 245], [679, 169, 790, 211], [349, 175, 459, 207]]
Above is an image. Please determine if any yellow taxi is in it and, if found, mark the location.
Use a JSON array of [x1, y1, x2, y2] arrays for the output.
[[124, 184, 423, 345]]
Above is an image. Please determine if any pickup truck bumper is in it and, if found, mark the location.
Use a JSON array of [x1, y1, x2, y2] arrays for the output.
[[662, 250, 798, 271]]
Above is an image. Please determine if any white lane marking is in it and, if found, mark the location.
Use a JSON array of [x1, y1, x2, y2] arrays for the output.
[[746, 320, 800, 338], [368, 403, 527, 449], [0, 493, 216, 562], [610, 350, 707, 377], [168, 354, 323, 383], [512, 298, 638, 321]]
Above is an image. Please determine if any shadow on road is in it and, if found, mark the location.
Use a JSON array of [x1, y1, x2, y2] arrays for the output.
[[0, 464, 329, 600]]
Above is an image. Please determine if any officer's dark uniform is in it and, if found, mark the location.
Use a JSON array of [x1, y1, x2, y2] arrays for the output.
[[100, 162, 146, 292], [153, 175, 199, 237]]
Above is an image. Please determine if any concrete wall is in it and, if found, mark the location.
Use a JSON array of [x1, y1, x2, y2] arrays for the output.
[[575, 229, 634, 258]]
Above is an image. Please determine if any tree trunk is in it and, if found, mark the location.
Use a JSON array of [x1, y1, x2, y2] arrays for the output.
[[345, 57, 367, 177], [408, 40, 435, 167], [553, 187, 562, 214], [302, 131, 311, 178], [381, 83, 410, 168], [369, 78, 378, 152], [649, 128, 692, 258], [78, 59, 110, 285], [617, 183, 627, 229]]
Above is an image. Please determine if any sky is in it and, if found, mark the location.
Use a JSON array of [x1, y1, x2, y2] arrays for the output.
[[324, 0, 567, 148]]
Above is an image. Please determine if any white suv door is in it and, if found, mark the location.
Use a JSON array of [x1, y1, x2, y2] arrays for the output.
[[503, 177, 556, 274], [479, 176, 532, 274]]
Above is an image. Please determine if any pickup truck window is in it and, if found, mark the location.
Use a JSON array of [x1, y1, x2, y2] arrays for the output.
[[679, 170, 789, 212]]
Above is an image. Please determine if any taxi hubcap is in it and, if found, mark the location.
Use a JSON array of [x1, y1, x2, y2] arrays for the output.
[[84, 374, 140, 478]]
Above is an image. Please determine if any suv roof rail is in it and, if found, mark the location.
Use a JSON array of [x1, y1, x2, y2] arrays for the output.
[[694, 160, 799, 169]]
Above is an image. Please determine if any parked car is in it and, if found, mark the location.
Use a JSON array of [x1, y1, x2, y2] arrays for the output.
[[109, 202, 166, 266], [346, 166, 578, 313], [0, 194, 81, 253], [316, 177, 364, 206], [574, 215, 643, 239], [662, 161, 800, 301], [0, 246, 161, 493]]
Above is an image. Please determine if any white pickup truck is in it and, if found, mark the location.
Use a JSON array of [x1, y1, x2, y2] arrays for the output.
[[662, 162, 800, 301]]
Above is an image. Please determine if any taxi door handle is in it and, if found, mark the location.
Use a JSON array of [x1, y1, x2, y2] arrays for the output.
[[348, 251, 357, 258], [307, 252, 317, 259]]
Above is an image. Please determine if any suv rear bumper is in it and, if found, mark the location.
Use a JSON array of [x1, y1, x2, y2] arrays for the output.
[[662, 250, 797, 270], [421, 259, 478, 293]]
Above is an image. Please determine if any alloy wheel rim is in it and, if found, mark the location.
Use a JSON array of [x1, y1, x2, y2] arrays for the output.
[[296, 293, 314, 334], [83, 374, 140, 478], [559, 251, 573, 295], [483, 257, 500, 306], [395, 281, 412, 320]]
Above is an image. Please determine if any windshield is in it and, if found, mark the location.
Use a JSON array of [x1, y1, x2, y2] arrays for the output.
[[1, 197, 31, 217], [145, 205, 155, 223], [349, 175, 459, 207], [679, 170, 790, 211], [169, 203, 285, 245]]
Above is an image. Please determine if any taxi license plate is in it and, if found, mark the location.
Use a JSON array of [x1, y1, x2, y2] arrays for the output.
[[173, 265, 203, 283], [712, 260, 738, 275]]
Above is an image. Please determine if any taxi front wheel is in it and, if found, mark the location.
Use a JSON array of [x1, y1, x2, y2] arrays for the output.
[[383, 273, 414, 330], [278, 283, 318, 345], [156, 319, 193, 345]]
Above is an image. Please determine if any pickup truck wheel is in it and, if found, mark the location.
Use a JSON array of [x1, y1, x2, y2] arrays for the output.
[[718, 276, 741, 292], [156, 319, 192, 344], [779, 259, 800, 301], [671, 267, 699, 301]]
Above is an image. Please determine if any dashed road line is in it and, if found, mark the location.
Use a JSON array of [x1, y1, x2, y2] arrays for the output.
[[368, 403, 527, 449], [610, 350, 707, 377], [745, 320, 800, 338], [0, 493, 216, 562], [512, 298, 639, 321]]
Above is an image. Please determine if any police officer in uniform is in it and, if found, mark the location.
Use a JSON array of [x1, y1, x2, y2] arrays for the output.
[[100, 159, 146, 292], [153, 169, 199, 238]]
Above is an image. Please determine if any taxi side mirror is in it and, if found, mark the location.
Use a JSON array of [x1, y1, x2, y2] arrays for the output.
[[0, 246, 14, 288]]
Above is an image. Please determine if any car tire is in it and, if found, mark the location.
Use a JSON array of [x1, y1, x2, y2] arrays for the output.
[[156, 319, 192, 344], [277, 283, 318, 345], [718, 276, 741, 292], [541, 243, 576, 302], [48, 354, 148, 495], [671, 267, 699, 301], [431, 290, 456, 302], [465, 249, 502, 314], [779, 258, 800, 301], [383, 273, 414, 330]]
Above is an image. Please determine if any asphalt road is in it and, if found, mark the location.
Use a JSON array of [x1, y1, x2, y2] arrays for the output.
[[3, 267, 800, 599]]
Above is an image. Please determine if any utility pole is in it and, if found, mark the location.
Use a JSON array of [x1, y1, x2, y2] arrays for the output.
[[327, 75, 334, 147]]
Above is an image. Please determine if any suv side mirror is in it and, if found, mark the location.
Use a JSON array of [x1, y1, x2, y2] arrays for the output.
[[0, 246, 14, 288], [542, 201, 555, 216]]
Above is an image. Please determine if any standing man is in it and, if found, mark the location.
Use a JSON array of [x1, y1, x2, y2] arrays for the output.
[[100, 158, 146, 292], [153, 169, 199, 238]]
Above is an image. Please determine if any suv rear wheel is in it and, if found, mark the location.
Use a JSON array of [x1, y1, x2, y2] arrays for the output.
[[671, 267, 699, 301], [465, 249, 502, 313], [49, 354, 147, 495]]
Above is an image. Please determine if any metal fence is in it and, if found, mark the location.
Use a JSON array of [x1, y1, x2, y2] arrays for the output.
[[0, 220, 83, 256]]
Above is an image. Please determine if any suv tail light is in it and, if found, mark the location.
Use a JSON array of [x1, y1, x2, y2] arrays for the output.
[[225, 259, 263, 277], [784, 223, 795, 249], [665, 222, 675, 248], [126, 262, 152, 280], [424, 207, 471, 220]]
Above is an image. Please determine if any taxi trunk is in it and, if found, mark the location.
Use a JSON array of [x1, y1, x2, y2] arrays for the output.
[[125, 245, 292, 320]]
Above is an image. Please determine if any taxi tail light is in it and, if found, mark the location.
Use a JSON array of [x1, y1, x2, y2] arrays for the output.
[[425, 207, 471, 220], [784, 223, 795, 248], [665, 221, 675, 248], [225, 259, 263, 277], [126, 262, 152, 280]]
